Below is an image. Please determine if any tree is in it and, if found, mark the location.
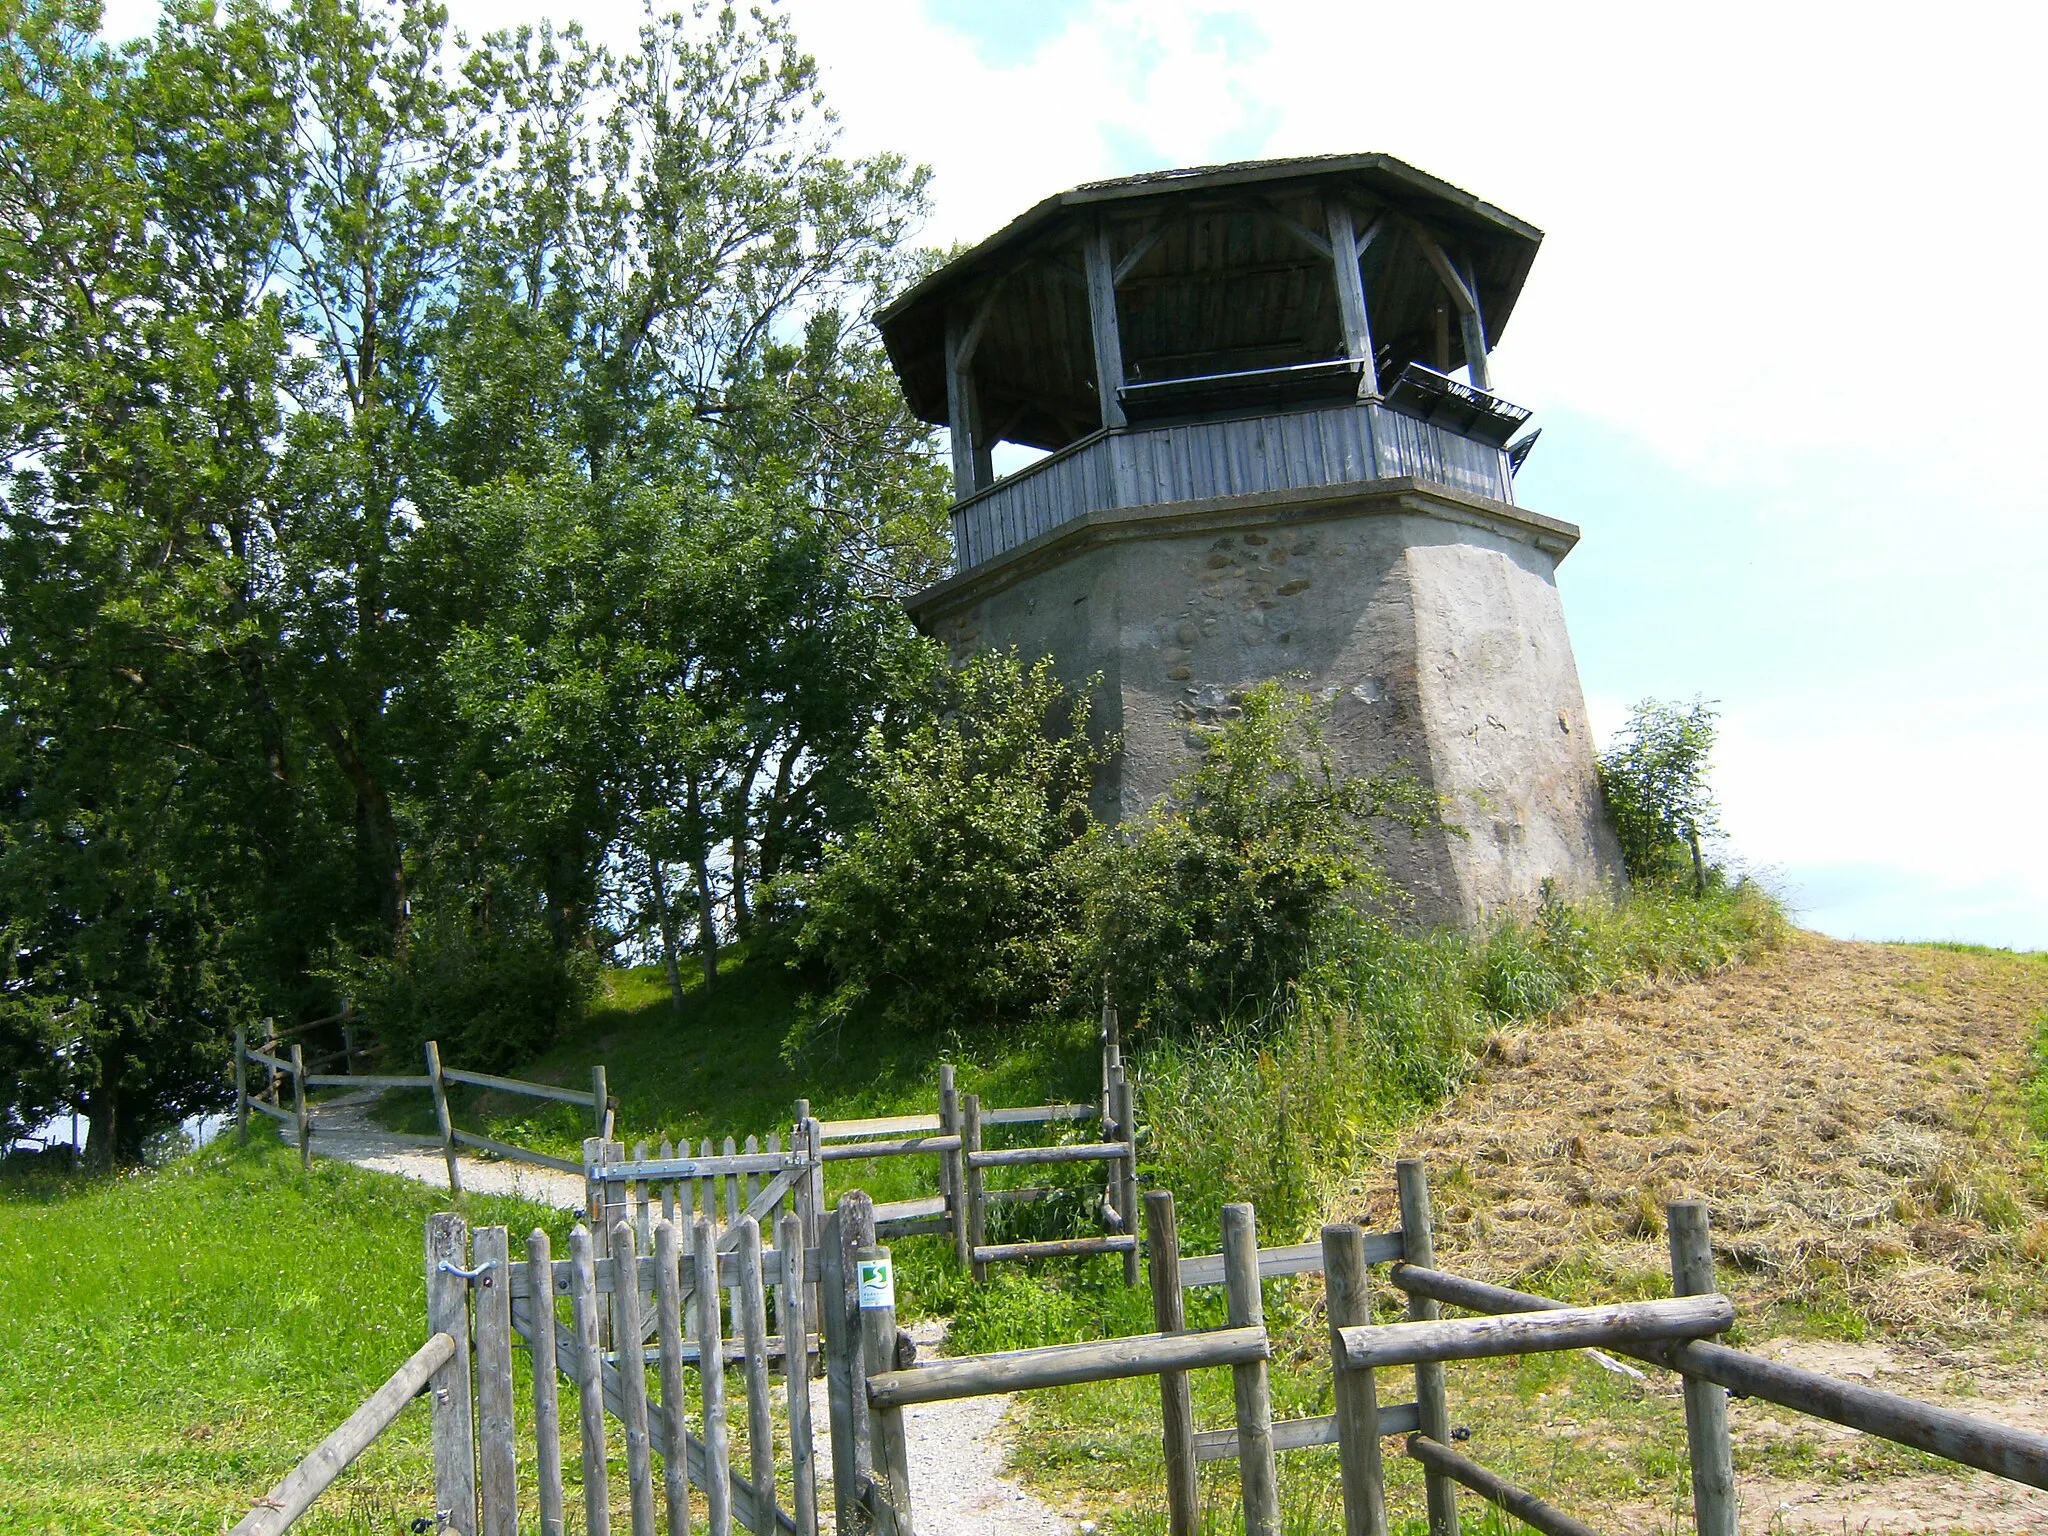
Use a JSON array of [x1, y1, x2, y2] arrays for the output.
[[1596, 697, 1721, 888]]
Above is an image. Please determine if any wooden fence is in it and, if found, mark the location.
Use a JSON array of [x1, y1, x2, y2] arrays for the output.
[[233, 1025, 612, 1190]]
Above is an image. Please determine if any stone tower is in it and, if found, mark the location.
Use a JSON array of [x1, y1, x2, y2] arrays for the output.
[[878, 153, 1621, 926]]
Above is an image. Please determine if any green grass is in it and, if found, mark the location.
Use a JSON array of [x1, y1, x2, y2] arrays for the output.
[[0, 1139, 564, 1534]]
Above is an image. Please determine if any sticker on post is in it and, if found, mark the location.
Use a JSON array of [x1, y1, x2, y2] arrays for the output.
[[857, 1256, 895, 1310]]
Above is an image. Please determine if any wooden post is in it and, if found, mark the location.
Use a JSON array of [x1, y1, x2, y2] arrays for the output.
[[652, 1219, 693, 1536], [472, 1226, 518, 1536], [780, 1210, 820, 1536], [612, 1223, 660, 1536], [963, 1095, 988, 1283], [1146, 1191, 1199, 1536], [737, 1217, 779, 1536], [527, 1228, 567, 1536], [1326, 201, 1379, 394], [425, 1213, 477, 1536], [858, 1244, 915, 1536], [233, 1026, 249, 1146], [569, 1225, 611, 1536], [821, 1193, 876, 1536], [290, 1044, 310, 1169], [938, 1066, 969, 1270], [426, 1040, 463, 1197], [1111, 1065, 1140, 1286], [1222, 1204, 1280, 1536], [636, 1139, 654, 1250], [1457, 254, 1490, 392], [592, 1064, 610, 1138], [803, 1114, 827, 1372], [944, 307, 982, 501], [692, 1214, 734, 1536], [263, 1021, 280, 1105], [1083, 219, 1128, 429], [1324, 1223, 1390, 1536], [1670, 1201, 1737, 1536], [1395, 1161, 1458, 1536]]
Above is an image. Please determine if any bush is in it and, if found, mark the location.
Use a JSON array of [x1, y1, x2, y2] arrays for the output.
[[780, 652, 1110, 1051], [1078, 683, 1433, 1035], [1597, 697, 1721, 884]]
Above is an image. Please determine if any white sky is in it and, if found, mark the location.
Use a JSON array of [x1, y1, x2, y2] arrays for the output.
[[98, 0, 2048, 948]]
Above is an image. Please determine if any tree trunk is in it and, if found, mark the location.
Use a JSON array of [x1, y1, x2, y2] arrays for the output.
[[685, 775, 718, 990], [80, 1047, 119, 1174], [648, 856, 688, 1019], [729, 751, 763, 940]]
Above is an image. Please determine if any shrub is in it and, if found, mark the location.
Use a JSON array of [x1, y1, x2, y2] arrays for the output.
[[780, 652, 1110, 1051], [1597, 697, 1721, 884], [1077, 683, 1434, 1036]]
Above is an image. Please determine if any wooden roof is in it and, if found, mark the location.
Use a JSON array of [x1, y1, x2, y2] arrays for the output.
[[879, 154, 1543, 452]]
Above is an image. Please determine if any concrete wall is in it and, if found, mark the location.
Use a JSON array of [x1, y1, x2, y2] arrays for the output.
[[909, 480, 1623, 926]]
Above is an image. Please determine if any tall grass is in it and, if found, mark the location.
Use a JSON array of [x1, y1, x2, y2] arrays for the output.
[[1139, 881, 1787, 1242]]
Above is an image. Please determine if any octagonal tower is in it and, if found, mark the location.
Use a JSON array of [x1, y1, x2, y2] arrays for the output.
[[881, 153, 1621, 925]]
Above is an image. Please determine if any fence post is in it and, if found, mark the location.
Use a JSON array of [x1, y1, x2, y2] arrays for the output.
[[822, 1193, 876, 1535], [263, 1019, 280, 1105], [234, 1026, 249, 1146], [938, 1066, 969, 1271], [963, 1094, 987, 1283], [1395, 1160, 1458, 1536], [1146, 1190, 1200, 1536], [858, 1243, 915, 1536], [1323, 1223, 1389, 1536], [472, 1226, 518, 1536], [568, 1225, 611, 1536], [592, 1064, 609, 1139], [426, 1041, 464, 1197], [1222, 1204, 1280, 1536], [650, 1219, 689, 1536], [691, 1214, 733, 1536], [425, 1212, 478, 1536], [527, 1228, 566, 1536], [290, 1043, 311, 1169], [610, 1222, 659, 1536], [1670, 1201, 1737, 1536], [1111, 1064, 1141, 1286], [781, 1209, 821, 1536], [738, 1217, 779, 1536]]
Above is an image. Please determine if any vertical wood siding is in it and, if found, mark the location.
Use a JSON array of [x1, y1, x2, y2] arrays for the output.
[[949, 402, 1513, 570]]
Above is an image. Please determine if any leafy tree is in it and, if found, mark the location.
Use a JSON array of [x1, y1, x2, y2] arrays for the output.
[[1596, 697, 1721, 887], [780, 653, 1109, 1051], [1079, 685, 1434, 1035]]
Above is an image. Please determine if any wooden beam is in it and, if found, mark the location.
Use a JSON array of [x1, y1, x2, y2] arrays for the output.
[[1082, 221, 1127, 429], [1113, 221, 1165, 285], [1401, 217, 1476, 316], [1260, 195, 1333, 259], [1326, 202, 1378, 394], [943, 307, 979, 500], [1457, 252, 1491, 392]]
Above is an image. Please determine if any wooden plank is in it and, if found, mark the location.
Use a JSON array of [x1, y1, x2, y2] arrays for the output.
[[1144, 1192, 1197, 1536], [228, 1332, 456, 1536], [964, 1096, 987, 1284], [1324, 1224, 1388, 1536], [819, 1134, 961, 1162], [1178, 1232, 1404, 1291], [1083, 218, 1127, 429], [1339, 1296, 1733, 1371], [527, 1230, 567, 1536], [244, 1046, 294, 1075], [820, 1198, 874, 1536], [248, 1097, 296, 1125], [965, 1141, 1130, 1169], [652, 1221, 692, 1536], [778, 1212, 819, 1536], [1111, 1068, 1139, 1286], [611, 1224, 659, 1536], [472, 1227, 519, 1536], [866, 1325, 1267, 1409], [451, 1128, 586, 1176], [1405, 1438, 1600, 1536], [939, 1068, 968, 1271], [815, 1113, 943, 1140], [857, 1245, 916, 1536], [305, 1072, 434, 1089], [426, 1214, 477, 1536], [443, 1066, 599, 1107], [1393, 1162, 1457, 1536], [972, 1235, 1138, 1264], [693, 1214, 734, 1536], [291, 1044, 310, 1169], [737, 1219, 779, 1536], [980, 1103, 1097, 1127], [875, 1215, 952, 1240], [570, 1226, 612, 1536], [1193, 1405, 1423, 1463]]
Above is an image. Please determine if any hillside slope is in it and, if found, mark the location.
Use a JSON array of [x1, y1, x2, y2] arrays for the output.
[[1345, 934, 2048, 1533]]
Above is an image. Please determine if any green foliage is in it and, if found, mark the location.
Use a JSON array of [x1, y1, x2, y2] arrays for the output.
[[1079, 684, 1433, 1035], [1596, 697, 1722, 883], [782, 652, 1110, 1049]]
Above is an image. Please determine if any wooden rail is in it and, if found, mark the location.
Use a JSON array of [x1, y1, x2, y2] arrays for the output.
[[866, 1326, 1269, 1408], [1406, 1435, 1602, 1536], [1335, 1295, 1733, 1370], [228, 1333, 454, 1536]]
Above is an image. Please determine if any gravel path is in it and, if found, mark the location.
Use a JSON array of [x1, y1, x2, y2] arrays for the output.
[[296, 1091, 1077, 1533]]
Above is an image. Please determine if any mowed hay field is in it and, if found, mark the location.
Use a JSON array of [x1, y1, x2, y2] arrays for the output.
[[1345, 935, 2048, 1533]]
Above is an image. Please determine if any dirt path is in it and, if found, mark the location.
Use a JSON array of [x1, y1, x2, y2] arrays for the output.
[[1347, 933, 2048, 1534], [295, 1092, 1075, 1533]]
